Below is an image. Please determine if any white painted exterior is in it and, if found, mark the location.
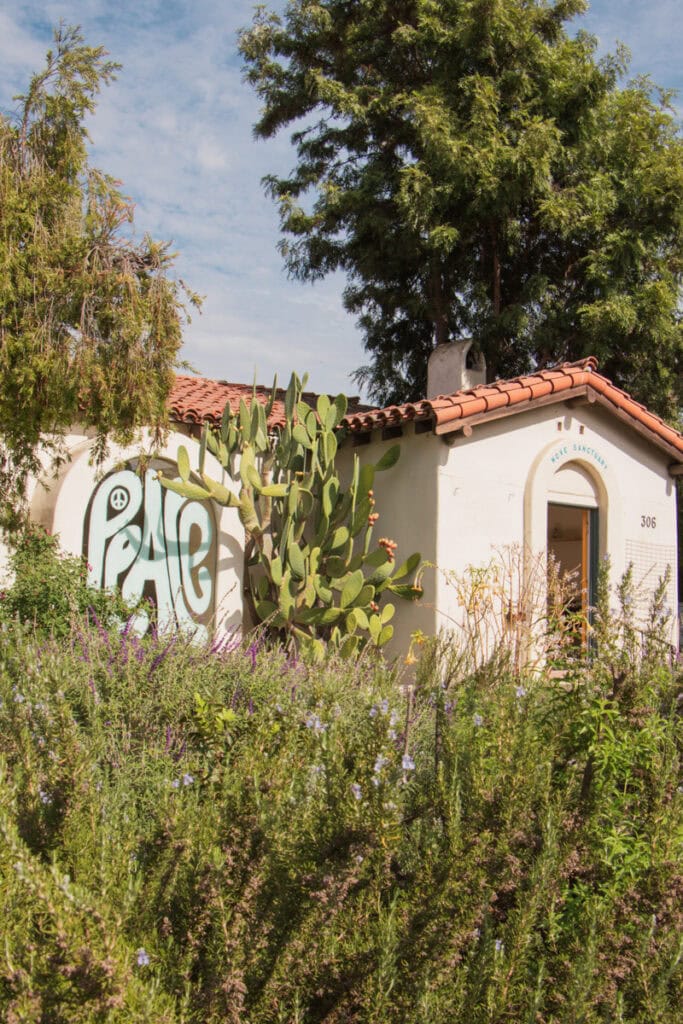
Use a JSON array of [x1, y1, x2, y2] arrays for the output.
[[2, 391, 678, 656], [346, 401, 678, 655], [427, 339, 487, 397], [1, 427, 244, 637]]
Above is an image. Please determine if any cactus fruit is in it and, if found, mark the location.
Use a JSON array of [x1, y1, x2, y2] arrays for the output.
[[158, 373, 422, 657]]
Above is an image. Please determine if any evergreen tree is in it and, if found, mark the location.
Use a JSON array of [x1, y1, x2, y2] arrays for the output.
[[0, 25, 199, 529], [240, 0, 683, 415]]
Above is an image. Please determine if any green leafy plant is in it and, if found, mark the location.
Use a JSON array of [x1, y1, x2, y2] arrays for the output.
[[159, 373, 422, 657], [0, 525, 132, 638], [0, 614, 680, 1022]]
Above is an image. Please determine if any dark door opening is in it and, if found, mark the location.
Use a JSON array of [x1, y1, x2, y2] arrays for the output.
[[547, 503, 598, 643]]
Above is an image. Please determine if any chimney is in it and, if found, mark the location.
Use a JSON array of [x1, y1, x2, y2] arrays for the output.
[[426, 339, 486, 398]]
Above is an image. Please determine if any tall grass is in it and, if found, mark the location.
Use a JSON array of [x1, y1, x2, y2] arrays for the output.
[[0, 607, 680, 1022]]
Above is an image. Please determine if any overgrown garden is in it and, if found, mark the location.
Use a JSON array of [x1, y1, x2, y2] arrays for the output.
[[0, 541, 680, 1022]]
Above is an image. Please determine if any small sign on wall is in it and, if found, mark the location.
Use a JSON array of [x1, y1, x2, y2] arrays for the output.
[[83, 459, 217, 638]]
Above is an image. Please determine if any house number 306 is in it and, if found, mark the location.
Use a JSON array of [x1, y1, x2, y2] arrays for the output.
[[641, 515, 657, 529]]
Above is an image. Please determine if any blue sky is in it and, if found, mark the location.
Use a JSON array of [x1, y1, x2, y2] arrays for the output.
[[1, 1, 681, 398]]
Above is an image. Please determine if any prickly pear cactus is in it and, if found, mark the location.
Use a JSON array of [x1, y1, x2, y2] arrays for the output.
[[159, 373, 422, 658]]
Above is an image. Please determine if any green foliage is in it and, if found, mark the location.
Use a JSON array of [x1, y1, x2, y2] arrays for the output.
[[159, 373, 422, 657], [240, 1, 683, 417], [0, 617, 680, 1021], [0, 25, 200, 531], [0, 525, 132, 638]]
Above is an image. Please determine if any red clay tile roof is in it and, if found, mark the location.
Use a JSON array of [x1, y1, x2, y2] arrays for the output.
[[169, 376, 365, 429], [343, 358, 683, 461], [169, 361, 683, 464]]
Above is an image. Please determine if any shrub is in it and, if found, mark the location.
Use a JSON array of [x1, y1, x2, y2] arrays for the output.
[[0, 614, 680, 1022], [0, 525, 131, 638]]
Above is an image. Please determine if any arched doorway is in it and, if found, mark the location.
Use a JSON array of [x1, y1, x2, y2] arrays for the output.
[[547, 461, 600, 639]]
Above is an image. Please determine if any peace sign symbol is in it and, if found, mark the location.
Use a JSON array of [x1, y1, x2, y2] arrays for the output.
[[110, 486, 129, 512]]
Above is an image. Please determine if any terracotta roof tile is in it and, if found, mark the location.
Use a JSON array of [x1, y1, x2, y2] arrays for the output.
[[168, 361, 682, 462], [169, 377, 289, 429], [343, 358, 683, 461], [169, 377, 366, 429]]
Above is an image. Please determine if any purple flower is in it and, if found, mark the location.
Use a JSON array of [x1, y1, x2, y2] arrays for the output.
[[350, 782, 362, 801], [171, 779, 180, 789], [149, 637, 176, 675], [373, 754, 388, 775], [182, 773, 194, 786], [136, 948, 150, 967], [369, 706, 378, 718], [495, 939, 504, 953], [401, 754, 415, 771], [473, 713, 483, 728], [305, 712, 326, 735], [379, 698, 389, 715], [515, 686, 527, 699]]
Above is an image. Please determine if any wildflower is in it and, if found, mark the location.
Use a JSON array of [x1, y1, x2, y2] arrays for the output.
[[136, 948, 150, 967], [38, 788, 52, 805], [495, 939, 504, 953], [373, 754, 388, 775], [369, 705, 378, 718], [305, 712, 326, 734], [379, 698, 389, 715], [473, 713, 483, 728], [515, 686, 527, 699], [389, 709, 399, 727], [401, 754, 415, 771], [182, 773, 194, 786], [388, 729, 397, 741], [404, 652, 417, 666], [171, 779, 180, 789], [351, 782, 362, 801]]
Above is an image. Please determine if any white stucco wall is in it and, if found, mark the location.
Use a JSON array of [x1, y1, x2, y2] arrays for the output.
[[2, 399, 677, 655], [434, 403, 678, 644], [2, 427, 244, 638], [336, 428, 442, 656], [338, 402, 678, 656]]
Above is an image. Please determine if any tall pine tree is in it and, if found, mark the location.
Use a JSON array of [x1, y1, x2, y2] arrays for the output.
[[240, 0, 683, 416]]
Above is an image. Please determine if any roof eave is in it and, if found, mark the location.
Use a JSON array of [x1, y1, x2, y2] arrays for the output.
[[435, 383, 683, 466]]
